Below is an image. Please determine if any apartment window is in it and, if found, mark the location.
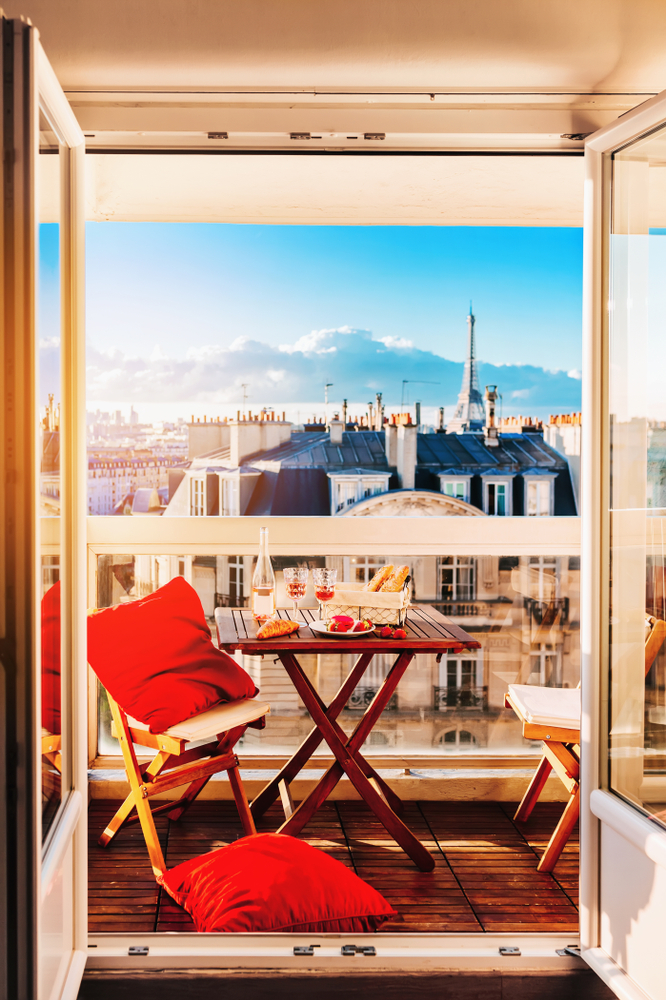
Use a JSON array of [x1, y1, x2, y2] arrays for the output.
[[336, 480, 358, 512], [347, 555, 386, 585], [527, 555, 559, 601], [190, 477, 205, 516], [439, 556, 475, 601], [439, 478, 470, 503], [528, 642, 562, 687], [228, 555, 244, 605], [435, 654, 484, 710], [525, 477, 553, 516], [484, 479, 512, 516], [437, 729, 477, 747], [221, 477, 239, 516]]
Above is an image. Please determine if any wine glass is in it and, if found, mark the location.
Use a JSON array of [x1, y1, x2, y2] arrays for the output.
[[313, 567, 337, 608], [283, 567, 309, 622]]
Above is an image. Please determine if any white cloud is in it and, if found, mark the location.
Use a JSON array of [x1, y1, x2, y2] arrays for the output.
[[376, 335, 413, 350], [85, 328, 582, 415], [567, 369, 582, 380]]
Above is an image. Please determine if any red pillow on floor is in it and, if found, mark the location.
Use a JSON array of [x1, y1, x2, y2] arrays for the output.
[[87, 577, 258, 733], [41, 581, 61, 734], [158, 833, 397, 933]]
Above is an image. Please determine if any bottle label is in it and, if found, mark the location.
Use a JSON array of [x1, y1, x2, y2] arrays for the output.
[[252, 588, 275, 621]]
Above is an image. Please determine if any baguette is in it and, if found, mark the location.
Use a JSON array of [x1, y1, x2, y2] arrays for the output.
[[256, 618, 300, 639], [363, 565, 394, 592], [380, 565, 410, 592]]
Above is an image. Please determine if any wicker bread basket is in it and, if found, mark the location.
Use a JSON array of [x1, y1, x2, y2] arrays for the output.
[[318, 580, 410, 627]]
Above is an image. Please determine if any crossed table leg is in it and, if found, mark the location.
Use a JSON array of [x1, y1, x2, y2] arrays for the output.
[[250, 648, 435, 873]]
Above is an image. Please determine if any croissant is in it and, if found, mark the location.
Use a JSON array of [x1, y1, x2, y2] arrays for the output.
[[363, 565, 394, 592], [380, 565, 410, 592], [256, 618, 300, 639]]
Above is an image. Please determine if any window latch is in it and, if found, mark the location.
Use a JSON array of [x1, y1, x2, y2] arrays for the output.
[[128, 946, 149, 956], [341, 944, 377, 956], [499, 946, 521, 956], [556, 945, 581, 958]]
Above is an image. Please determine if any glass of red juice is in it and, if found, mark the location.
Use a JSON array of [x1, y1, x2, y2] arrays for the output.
[[313, 567, 337, 604]]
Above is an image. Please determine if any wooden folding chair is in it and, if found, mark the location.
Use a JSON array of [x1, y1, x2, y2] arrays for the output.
[[505, 615, 666, 872], [99, 695, 270, 878]]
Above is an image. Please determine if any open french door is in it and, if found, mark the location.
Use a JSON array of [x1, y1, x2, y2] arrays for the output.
[[1, 17, 86, 1000], [581, 90, 666, 1000]]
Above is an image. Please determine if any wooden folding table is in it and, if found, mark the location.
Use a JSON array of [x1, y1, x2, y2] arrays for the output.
[[216, 605, 481, 873]]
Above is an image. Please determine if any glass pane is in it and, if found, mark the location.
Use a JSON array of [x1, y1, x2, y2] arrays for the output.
[[92, 551, 579, 760], [39, 114, 63, 839], [609, 125, 666, 826]]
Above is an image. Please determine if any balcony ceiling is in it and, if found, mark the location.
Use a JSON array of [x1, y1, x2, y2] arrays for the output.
[[24, 0, 666, 224], [10, 0, 666, 93]]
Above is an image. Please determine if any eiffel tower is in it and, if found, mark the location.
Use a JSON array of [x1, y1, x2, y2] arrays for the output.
[[447, 303, 485, 433]]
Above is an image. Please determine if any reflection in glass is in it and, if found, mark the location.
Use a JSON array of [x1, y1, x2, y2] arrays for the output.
[[608, 126, 666, 827], [94, 551, 580, 758], [39, 115, 63, 839]]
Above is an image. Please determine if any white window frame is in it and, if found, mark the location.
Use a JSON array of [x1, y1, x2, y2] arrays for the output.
[[438, 476, 472, 503], [220, 475, 240, 516], [527, 642, 562, 687], [483, 476, 513, 516], [189, 475, 205, 516], [328, 473, 390, 515], [524, 475, 555, 516], [438, 555, 476, 602]]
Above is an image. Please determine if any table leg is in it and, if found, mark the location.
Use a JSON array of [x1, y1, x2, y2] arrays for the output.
[[250, 651, 374, 819], [282, 650, 413, 829], [278, 651, 434, 872]]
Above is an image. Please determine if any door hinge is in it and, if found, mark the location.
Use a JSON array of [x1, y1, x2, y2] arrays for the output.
[[341, 944, 376, 956], [557, 945, 581, 958], [293, 944, 321, 956]]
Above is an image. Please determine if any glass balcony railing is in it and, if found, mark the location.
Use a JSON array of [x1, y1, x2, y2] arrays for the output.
[[85, 515, 581, 764]]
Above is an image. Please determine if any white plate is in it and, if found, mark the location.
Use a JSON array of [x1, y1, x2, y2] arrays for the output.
[[309, 619, 375, 639]]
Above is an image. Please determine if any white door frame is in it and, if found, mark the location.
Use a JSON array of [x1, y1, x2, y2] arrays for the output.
[[581, 88, 666, 1000], [1, 18, 87, 1000]]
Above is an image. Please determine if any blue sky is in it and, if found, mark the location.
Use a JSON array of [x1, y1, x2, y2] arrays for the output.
[[85, 223, 583, 369], [40, 222, 585, 421]]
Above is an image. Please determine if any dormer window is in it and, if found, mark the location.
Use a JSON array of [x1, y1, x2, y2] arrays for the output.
[[524, 476, 555, 516], [328, 473, 390, 515], [482, 476, 514, 516], [190, 476, 205, 516], [438, 476, 471, 503]]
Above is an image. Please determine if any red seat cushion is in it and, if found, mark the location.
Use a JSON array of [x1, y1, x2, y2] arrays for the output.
[[158, 833, 397, 933], [41, 582, 61, 734], [87, 577, 258, 733]]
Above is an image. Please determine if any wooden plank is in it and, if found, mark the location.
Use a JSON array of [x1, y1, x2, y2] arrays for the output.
[[88, 799, 579, 935]]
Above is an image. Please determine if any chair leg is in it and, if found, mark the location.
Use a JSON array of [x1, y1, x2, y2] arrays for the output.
[[514, 754, 552, 823], [109, 697, 167, 877], [229, 764, 256, 836], [98, 791, 136, 847], [537, 787, 580, 873]]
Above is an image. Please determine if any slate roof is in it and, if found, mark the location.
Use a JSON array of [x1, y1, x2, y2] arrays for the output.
[[178, 428, 577, 516]]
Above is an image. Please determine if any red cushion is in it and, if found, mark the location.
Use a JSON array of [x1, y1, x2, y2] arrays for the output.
[[41, 582, 61, 734], [87, 577, 258, 733], [158, 833, 397, 933]]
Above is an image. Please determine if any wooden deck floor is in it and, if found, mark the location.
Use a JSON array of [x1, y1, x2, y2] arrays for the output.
[[88, 799, 579, 935]]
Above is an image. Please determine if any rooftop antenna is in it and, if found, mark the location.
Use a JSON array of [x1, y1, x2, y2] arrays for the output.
[[401, 379, 440, 414]]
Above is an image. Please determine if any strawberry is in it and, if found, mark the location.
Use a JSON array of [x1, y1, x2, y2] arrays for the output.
[[380, 626, 394, 638], [393, 628, 407, 639]]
